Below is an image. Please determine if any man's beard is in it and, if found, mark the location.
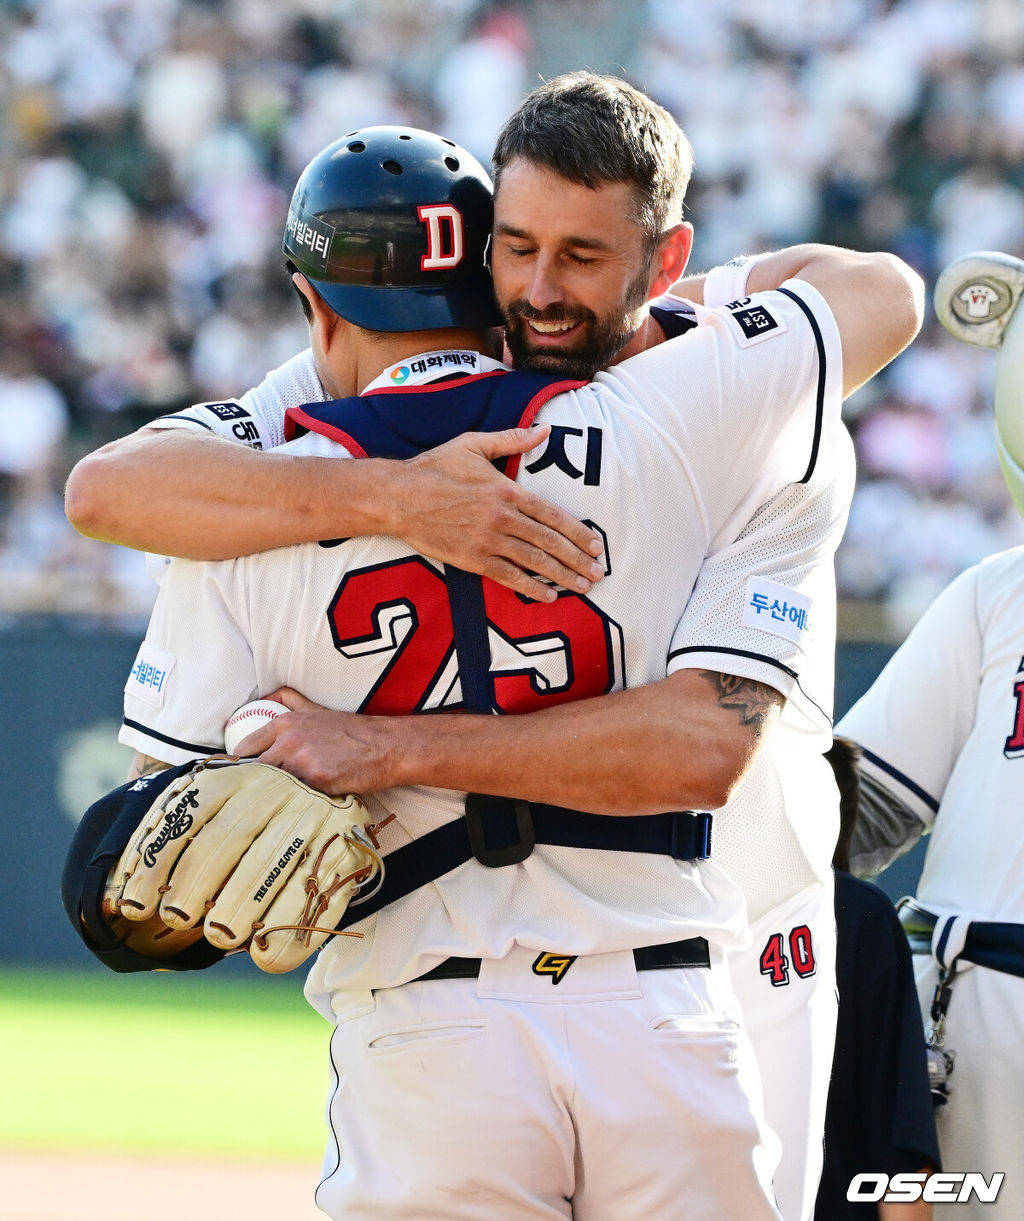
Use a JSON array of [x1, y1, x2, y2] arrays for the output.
[[502, 266, 652, 379]]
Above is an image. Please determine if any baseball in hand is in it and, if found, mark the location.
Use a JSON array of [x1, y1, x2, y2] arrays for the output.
[[223, 699, 289, 755]]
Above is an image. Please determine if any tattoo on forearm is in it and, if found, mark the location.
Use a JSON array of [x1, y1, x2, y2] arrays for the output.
[[699, 671, 782, 730], [127, 753, 170, 782]]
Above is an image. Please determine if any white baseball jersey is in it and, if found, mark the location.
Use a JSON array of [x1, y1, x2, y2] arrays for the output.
[[837, 547, 1024, 1220], [837, 546, 1024, 923], [123, 279, 848, 995]]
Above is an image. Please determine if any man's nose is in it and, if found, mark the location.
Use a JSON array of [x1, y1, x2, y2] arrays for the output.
[[524, 255, 565, 312]]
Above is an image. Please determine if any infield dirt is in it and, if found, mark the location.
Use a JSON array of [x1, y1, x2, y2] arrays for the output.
[[0, 1150, 323, 1221]]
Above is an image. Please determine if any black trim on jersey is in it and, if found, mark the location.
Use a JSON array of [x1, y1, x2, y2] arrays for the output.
[[668, 644, 832, 725], [122, 717, 221, 757], [154, 414, 213, 430], [669, 644, 799, 680], [777, 287, 826, 484], [934, 916, 955, 966], [860, 746, 940, 814]]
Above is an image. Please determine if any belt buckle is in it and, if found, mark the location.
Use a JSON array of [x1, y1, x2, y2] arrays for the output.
[[672, 810, 713, 860], [464, 794, 536, 867]]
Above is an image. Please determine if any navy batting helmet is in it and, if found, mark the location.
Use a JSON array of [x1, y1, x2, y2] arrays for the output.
[[283, 126, 501, 332]]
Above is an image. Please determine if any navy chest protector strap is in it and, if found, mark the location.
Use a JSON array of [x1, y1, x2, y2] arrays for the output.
[[334, 802, 712, 932]]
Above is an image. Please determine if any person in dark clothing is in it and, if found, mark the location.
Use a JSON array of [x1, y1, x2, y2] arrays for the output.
[[816, 737, 941, 1220]]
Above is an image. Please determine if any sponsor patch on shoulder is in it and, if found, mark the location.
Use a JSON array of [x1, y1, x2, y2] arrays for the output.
[[722, 297, 785, 346], [742, 577, 812, 644], [125, 642, 176, 709], [197, 401, 264, 448], [202, 401, 250, 421]]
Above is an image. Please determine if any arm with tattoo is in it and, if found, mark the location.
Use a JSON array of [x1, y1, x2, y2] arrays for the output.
[[239, 667, 786, 818], [700, 671, 783, 732], [127, 752, 173, 782]]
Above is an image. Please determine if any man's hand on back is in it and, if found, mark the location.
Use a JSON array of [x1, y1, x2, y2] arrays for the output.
[[382, 424, 606, 602]]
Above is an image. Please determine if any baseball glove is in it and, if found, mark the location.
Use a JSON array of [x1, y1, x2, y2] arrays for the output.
[[108, 757, 384, 973]]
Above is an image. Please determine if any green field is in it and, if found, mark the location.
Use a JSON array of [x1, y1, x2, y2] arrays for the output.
[[0, 967, 330, 1160]]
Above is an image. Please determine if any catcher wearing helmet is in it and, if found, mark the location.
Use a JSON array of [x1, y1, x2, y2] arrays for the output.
[[283, 126, 502, 333]]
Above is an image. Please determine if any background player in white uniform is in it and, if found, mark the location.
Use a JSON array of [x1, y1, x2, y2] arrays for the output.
[[67, 74, 924, 1221], [837, 251, 1024, 1219]]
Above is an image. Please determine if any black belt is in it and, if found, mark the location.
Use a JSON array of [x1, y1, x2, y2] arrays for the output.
[[414, 936, 711, 982], [899, 899, 1024, 980]]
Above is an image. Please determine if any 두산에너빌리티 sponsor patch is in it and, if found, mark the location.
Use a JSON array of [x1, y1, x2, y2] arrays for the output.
[[741, 576, 812, 644], [125, 642, 176, 709]]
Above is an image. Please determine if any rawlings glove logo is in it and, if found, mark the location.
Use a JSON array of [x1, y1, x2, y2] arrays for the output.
[[143, 788, 200, 867]]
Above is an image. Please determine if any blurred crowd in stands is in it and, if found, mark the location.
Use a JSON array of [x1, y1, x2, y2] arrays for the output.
[[2, 0, 1024, 634]]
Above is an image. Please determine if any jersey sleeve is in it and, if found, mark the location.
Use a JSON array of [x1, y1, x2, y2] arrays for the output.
[[605, 277, 844, 530], [120, 557, 260, 765], [664, 284, 850, 732], [835, 564, 984, 828], [143, 350, 325, 451], [667, 423, 854, 732], [712, 278, 844, 519]]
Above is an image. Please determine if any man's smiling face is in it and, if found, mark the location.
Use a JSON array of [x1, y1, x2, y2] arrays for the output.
[[491, 158, 657, 379]]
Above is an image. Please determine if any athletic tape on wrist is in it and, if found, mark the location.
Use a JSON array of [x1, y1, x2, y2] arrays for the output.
[[703, 255, 766, 308]]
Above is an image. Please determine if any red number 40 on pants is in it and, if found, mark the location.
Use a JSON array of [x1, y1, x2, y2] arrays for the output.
[[759, 925, 816, 987]]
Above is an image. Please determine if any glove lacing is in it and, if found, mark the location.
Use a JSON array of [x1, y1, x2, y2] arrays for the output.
[[252, 816, 393, 950]]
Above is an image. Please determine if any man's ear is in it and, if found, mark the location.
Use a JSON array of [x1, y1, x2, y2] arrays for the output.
[[292, 273, 342, 354], [650, 223, 694, 298]]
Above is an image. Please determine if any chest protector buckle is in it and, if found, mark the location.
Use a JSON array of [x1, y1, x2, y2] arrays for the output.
[[464, 794, 536, 867]]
